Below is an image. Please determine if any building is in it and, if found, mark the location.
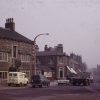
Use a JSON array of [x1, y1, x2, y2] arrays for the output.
[[91, 65, 100, 83], [97, 65, 100, 74], [0, 18, 35, 84], [36, 45, 87, 80], [36, 44, 67, 80], [69, 53, 82, 72], [66, 53, 88, 78]]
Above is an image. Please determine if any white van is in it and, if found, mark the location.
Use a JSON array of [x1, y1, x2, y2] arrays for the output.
[[7, 72, 28, 86]]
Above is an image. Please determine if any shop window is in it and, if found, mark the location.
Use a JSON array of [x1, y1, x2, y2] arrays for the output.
[[0, 71, 8, 79]]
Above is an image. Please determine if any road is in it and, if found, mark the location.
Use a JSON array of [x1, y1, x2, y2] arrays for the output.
[[0, 84, 100, 100]]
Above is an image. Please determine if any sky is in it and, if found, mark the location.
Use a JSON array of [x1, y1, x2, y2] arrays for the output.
[[0, 0, 100, 69]]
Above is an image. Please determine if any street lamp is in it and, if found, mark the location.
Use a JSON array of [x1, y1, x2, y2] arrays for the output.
[[33, 33, 49, 75]]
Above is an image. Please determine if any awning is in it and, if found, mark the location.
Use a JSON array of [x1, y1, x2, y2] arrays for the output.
[[70, 68, 77, 74], [66, 66, 77, 74], [78, 69, 82, 72]]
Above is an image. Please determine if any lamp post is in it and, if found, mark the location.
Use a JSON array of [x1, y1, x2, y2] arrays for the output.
[[33, 33, 49, 75]]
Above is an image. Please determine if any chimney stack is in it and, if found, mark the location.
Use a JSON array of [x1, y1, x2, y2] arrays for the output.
[[5, 18, 15, 31]]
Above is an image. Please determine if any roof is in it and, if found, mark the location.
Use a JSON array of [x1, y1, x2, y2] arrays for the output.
[[37, 66, 52, 72], [0, 27, 32, 43], [37, 51, 66, 56]]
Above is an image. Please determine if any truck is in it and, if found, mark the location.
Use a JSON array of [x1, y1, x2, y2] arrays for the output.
[[70, 72, 92, 86], [70, 77, 90, 86], [7, 72, 28, 86]]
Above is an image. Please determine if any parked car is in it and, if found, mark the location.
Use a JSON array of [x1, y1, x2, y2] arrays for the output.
[[31, 75, 50, 88], [57, 78, 70, 86]]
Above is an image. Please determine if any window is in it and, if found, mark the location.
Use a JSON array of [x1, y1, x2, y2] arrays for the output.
[[37, 59, 41, 64], [49, 59, 53, 64], [9, 73, 12, 76], [59, 57, 63, 64], [12, 46, 17, 58], [22, 71, 30, 78], [0, 71, 8, 79], [21, 54, 30, 63], [13, 73, 17, 77], [0, 72, 2, 78], [0, 52, 8, 62]]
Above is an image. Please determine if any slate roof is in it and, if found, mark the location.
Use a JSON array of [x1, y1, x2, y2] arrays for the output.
[[0, 27, 32, 43], [37, 51, 66, 56]]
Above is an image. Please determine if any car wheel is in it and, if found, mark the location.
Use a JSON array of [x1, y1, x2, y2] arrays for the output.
[[39, 84, 43, 88], [8, 83, 11, 86], [58, 83, 61, 86], [19, 83, 22, 87], [24, 84, 27, 86], [47, 83, 49, 87]]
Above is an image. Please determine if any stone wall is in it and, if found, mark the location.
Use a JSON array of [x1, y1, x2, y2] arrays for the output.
[[0, 38, 34, 83]]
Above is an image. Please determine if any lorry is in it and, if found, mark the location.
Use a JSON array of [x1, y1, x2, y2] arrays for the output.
[[70, 72, 92, 86], [70, 77, 90, 86], [7, 72, 28, 86]]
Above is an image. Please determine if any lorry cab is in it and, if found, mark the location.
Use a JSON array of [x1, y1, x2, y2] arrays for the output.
[[7, 72, 28, 86]]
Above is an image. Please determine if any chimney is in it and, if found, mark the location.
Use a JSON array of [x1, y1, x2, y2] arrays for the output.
[[57, 44, 63, 53], [44, 45, 48, 51], [5, 18, 15, 31]]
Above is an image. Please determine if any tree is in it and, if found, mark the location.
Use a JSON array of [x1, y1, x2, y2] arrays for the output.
[[15, 59, 21, 71], [9, 67, 17, 72]]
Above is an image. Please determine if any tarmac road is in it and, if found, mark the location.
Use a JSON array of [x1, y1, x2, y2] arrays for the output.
[[0, 83, 100, 100]]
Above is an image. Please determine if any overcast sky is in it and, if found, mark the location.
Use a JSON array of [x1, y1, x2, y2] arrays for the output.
[[0, 0, 100, 69]]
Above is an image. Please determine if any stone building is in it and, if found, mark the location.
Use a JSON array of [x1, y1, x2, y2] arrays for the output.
[[69, 53, 87, 72], [0, 18, 34, 84], [36, 44, 67, 80], [97, 65, 100, 73], [69, 53, 82, 71], [36, 45, 87, 80], [66, 53, 88, 78]]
